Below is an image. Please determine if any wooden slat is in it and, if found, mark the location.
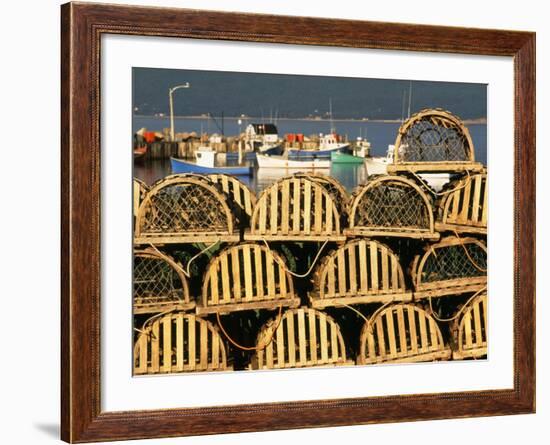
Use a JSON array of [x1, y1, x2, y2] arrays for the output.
[[162, 316, 172, 372], [266, 248, 276, 298], [327, 258, 336, 297], [303, 179, 311, 234], [370, 241, 379, 292], [314, 185, 323, 234], [472, 174, 482, 222], [200, 320, 208, 369], [243, 247, 253, 301], [176, 313, 184, 371], [220, 254, 231, 303], [278, 262, 287, 298], [298, 309, 307, 366], [209, 261, 219, 305], [254, 245, 264, 300], [375, 319, 386, 358], [391, 255, 399, 291], [319, 312, 329, 362], [385, 311, 397, 357], [287, 312, 296, 367], [473, 302, 482, 346], [138, 333, 148, 373], [380, 245, 389, 291], [325, 199, 333, 234], [408, 307, 418, 354], [459, 177, 472, 223], [337, 248, 346, 296], [308, 309, 318, 363], [265, 332, 274, 368], [330, 320, 338, 362], [292, 178, 301, 234], [359, 240, 368, 293], [429, 319, 439, 351], [481, 180, 488, 224], [349, 244, 357, 295], [270, 184, 278, 234], [188, 315, 196, 369], [396, 306, 407, 354], [463, 311, 473, 349], [281, 179, 290, 234], [276, 318, 285, 368], [450, 189, 461, 222], [418, 311, 428, 352], [259, 191, 267, 233], [231, 248, 242, 302], [151, 321, 160, 373]]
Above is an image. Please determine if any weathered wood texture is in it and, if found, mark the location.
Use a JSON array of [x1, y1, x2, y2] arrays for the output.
[[387, 108, 484, 174], [358, 304, 451, 364], [208, 174, 257, 225], [134, 175, 239, 244], [62, 2, 535, 442], [435, 172, 488, 234], [411, 236, 487, 299], [345, 175, 439, 239], [309, 239, 411, 308], [294, 173, 350, 207], [134, 313, 230, 374], [198, 243, 299, 314], [246, 176, 345, 241], [133, 248, 195, 314], [133, 178, 148, 220], [452, 293, 488, 360], [251, 307, 351, 369]]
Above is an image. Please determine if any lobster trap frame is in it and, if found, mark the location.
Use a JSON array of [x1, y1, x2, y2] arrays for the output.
[[435, 172, 488, 235], [251, 307, 352, 370], [411, 236, 487, 299], [134, 312, 231, 374], [451, 293, 488, 360], [245, 176, 346, 242], [345, 175, 439, 239], [309, 239, 412, 308], [357, 303, 451, 365], [386, 109, 484, 174], [133, 248, 195, 314], [197, 243, 300, 315], [134, 175, 240, 245]]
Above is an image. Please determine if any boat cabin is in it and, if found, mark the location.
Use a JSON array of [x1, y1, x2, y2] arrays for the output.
[[245, 123, 279, 144]]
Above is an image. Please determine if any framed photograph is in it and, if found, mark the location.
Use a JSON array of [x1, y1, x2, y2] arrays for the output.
[[61, 2, 535, 442]]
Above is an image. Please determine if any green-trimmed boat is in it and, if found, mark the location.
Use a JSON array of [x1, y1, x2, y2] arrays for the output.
[[330, 151, 365, 164]]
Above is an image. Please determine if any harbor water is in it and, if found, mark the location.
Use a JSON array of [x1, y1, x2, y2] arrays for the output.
[[133, 116, 487, 195]]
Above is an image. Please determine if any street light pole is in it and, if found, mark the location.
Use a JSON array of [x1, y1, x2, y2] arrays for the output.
[[169, 83, 190, 142]]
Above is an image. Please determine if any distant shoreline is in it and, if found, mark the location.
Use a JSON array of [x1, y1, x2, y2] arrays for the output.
[[134, 114, 487, 125]]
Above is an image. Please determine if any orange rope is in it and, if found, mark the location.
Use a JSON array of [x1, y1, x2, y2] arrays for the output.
[[216, 305, 284, 351]]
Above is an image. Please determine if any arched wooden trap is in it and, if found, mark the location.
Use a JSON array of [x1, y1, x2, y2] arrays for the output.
[[251, 308, 351, 370], [411, 236, 487, 299], [197, 243, 299, 315], [294, 173, 350, 207], [386, 108, 484, 174], [207, 174, 256, 224], [345, 175, 439, 239], [134, 313, 230, 374], [133, 178, 148, 220], [133, 248, 194, 314], [309, 239, 412, 308], [435, 172, 487, 235], [357, 304, 451, 365], [134, 175, 239, 244], [245, 176, 345, 241], [452, 293, 487, 360]]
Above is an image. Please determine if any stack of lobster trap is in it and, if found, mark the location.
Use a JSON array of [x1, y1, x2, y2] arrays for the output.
[[132, 108, 488, 375]]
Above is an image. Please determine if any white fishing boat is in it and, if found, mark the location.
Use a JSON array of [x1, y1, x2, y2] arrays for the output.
[[256, 154, 330, 169], [365, 145, 453, 192]]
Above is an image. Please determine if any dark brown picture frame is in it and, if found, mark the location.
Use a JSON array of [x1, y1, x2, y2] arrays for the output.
[[61, 2, 536, 442]]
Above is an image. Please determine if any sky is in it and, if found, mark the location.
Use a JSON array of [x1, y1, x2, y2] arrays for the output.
[[133, 67, 487, 120]]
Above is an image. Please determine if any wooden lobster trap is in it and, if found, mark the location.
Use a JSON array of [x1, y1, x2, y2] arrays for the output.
[[134, 175, 240, 245], [386, 108, 484, 174], [245, 175, 346, 242], [293, 172, 350, 207], [250, 307, 352, 370], [197, 243, 300, 315], [451, 292, 487, 360], [134, 312, 231, 374], [435, 172, 487, 235], [345, 175, 439, 239], [411, 236, 487, 299], [309, 239, 412, 308], [357, 303, 451, 365], [207, 174, 257, 226], [133, 248, 195, 314], [133, 178, 149, 220]]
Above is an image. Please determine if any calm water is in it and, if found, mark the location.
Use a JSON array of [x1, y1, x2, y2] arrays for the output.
[[133, 116, 487, 195]]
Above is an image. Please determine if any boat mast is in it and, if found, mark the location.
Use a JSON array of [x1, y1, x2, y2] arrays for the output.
[[329, 98, 336, 134], [407, 80, 412, 119]]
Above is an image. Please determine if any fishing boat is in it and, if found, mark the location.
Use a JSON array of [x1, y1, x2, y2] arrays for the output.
[[244, 123, 284, 156], [256, 154, 330, 169], [288, 133, 350, 159], [170, 147, 252, 176], [133, 145, 147, 162], [330, 151, 364, 164]]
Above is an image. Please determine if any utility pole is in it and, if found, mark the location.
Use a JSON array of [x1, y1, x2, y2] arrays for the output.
[[169, 83, 190, 141]]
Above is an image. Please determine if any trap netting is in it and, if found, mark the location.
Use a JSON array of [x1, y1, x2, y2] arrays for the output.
[[395, 109, 474, 163], [133, 249, 192, 313], [135, 176, 237, 242], [420, 242, 486, 283], [347, 175, 436, 238]]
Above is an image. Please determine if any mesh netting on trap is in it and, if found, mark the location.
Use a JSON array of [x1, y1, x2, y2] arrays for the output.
[[421, 243, 487, 283], [352, 179, 431, 229], [139, 182, 230, 233], [396, 110, 473, 163], [133, 255, 185, 306]]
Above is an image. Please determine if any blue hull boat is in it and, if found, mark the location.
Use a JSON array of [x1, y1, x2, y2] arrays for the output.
[[170, 157, 253, 176], [288, 144, 351, 160]]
